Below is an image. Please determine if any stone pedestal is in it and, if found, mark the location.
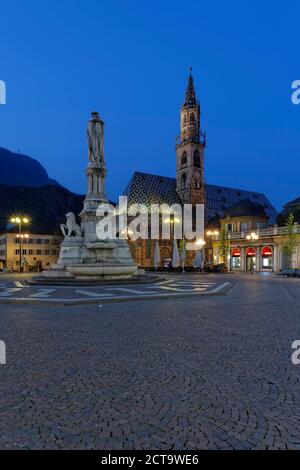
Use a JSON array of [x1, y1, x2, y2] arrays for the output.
[[56, 236, 84, 266]]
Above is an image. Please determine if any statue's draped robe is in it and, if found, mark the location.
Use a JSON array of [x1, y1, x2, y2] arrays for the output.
[[87, 118, 104, 164]]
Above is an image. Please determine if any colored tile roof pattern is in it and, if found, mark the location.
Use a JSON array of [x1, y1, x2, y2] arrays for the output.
[[123, 171, 277, 224]]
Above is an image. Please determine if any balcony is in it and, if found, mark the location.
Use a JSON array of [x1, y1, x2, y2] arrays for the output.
[[175, 131, 206, 147], [217, 225, 300, 241]]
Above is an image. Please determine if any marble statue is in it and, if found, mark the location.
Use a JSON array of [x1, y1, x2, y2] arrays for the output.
[[37, 111, 137, 281], [60, 212, 82, 237], [87, 111, 104, 165]]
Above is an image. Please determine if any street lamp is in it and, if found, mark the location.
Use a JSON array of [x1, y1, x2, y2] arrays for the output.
[[120, 228, 133, 238], [10, 216, 29, 273], [164, 215, 181, 270], [196, 237, 206, 248], [206, 230, 219, 237], [246, 232, 258, 273], [246, 232, 258, 241], [206, 230, 219, 264]]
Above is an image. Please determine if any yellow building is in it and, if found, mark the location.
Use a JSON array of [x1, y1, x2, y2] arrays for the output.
[[209, 200, 300, 272], [0, 233, 61, 272]]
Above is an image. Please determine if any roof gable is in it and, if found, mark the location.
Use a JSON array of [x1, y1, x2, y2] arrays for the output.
[[285, 196, 300, 207]]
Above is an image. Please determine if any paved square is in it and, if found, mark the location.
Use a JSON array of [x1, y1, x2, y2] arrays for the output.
[[0, 274, 300, 449], [0, 275, 230, 304]]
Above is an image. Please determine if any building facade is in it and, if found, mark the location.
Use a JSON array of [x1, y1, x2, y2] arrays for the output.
[[124, 72, 277, 269], [175, 71, 206, 206], [0, 233, 61, 271], [210, 199, 300, 272]]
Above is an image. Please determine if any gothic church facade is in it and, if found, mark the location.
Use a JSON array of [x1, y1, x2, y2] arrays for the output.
[[124, 72, 277, 268]]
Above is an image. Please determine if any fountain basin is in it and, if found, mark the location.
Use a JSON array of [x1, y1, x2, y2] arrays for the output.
[[66, 262, 137, 279]]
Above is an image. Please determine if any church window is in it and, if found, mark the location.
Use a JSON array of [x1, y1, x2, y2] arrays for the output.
[[181, 151, 187, 166], [194, 178, 201, 189], [193, 149, 201, 167], [181, 173, 187, 189], [190, 113, 195, 122]]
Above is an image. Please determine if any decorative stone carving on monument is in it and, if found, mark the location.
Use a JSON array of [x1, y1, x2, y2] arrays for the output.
[[60, 212, 83, 237]]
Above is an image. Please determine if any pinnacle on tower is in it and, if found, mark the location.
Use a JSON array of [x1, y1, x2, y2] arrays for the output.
[[184, 67, 197, 107]]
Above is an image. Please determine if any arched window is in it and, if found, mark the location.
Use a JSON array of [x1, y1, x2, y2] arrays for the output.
[[181, 173, 187, 189], [193, 149, 201, 167], [181, 151, 187, 167], [194, 177, 202, 189], [190, 113, 195, 122]]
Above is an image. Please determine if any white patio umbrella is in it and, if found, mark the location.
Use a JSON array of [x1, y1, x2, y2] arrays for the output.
[[181, 240, 186, 272], [193, 250, 203, 270], [200, 248, 205, 271], [172, 239, 180, 268], [153, 240, 160, 271]]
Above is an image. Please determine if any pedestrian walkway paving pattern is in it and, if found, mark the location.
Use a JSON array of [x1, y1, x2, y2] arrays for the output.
[[0, 278, 230, 304]]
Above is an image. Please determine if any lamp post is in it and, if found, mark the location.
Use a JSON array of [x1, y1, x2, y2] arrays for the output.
[[246, 232, 258, 273], [10, 217, 29, 273], [206, 230, 219, 264], [164, 214, 180, 270], [195, 238, 206, 272]]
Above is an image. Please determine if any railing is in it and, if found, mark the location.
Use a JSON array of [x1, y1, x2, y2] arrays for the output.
[[217, 225, 300, 241], [175, 131, 206, 147]]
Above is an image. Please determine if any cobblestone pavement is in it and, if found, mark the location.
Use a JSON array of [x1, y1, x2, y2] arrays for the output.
[[0, 275, 229, 304], [0, 274, 300, 449]]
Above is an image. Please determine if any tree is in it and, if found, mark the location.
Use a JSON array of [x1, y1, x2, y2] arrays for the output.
[[218, 225, 231, 266], [277, 207, 300, 226], [282, 214, 298, 269]]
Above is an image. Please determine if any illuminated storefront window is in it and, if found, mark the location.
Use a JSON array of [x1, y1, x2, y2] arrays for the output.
[[246, 247, 256, 271], [261, 246, 273, 269], [231, 248, 241, 268]]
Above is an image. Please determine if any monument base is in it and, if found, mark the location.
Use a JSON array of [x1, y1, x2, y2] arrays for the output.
[[39, 267, 76, 279], [66, 262, 137, 279], [57, 236, 84, 265]]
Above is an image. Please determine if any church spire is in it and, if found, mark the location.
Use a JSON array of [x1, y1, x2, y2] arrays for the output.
[[184, 68, 197, 107], [176, 70, 205, 205]]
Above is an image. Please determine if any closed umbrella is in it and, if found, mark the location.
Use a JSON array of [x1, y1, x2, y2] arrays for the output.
[[181, 240, 186, 272], [172, 239, 180, 268], [200, 248, 205, 271], [193, 250, 202, 270], [153, 240, 160, 271]]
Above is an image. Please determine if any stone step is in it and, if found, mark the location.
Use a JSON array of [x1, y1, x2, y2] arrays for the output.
[[27, 274, 164, 287]]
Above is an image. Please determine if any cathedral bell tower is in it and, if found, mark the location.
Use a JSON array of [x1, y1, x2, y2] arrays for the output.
[[176, 69, 205, 205]]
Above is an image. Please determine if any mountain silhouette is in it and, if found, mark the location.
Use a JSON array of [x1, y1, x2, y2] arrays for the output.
[[0, 147, 85, 233], [1, 183, 84, 234], [0, 147, 59, 187]]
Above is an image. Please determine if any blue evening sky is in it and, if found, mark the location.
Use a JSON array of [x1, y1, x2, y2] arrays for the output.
[[0, 0, 299, 210]]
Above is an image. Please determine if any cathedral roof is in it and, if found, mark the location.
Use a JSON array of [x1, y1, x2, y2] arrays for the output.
[[223, 198, 267, 218], [123, 172, 277, 224]]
